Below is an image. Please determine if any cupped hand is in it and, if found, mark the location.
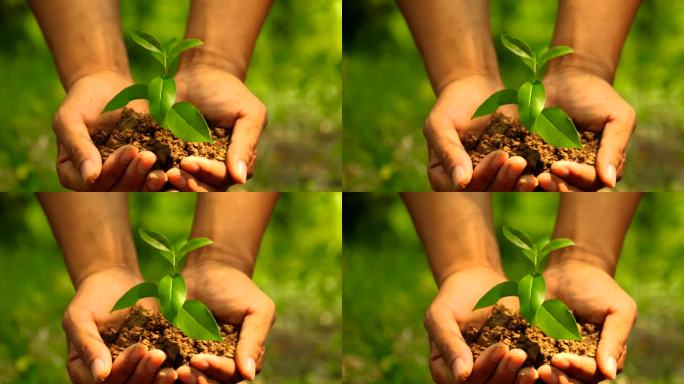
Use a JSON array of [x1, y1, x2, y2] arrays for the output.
[[425, 75, 536, 192], [425, 267, 537, 383], [542, 68, 636, 191], [541, 259, 637, 383], [54, 70, 166, 191], [63, 267, 175, 383], [179, 261, 275, 383], [169, 64, 268, 191]]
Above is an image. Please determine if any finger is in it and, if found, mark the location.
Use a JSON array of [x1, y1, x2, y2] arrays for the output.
[[424, 304, 473, 381], [67, 342, 94, 384], [177, 365, 222, 384], [429, 341, 457, 384], [62, 308, 112, 382], [190, 354, 240, 382], [167, 168, 215, 192], [596, 300, 637, 380], [53, 110, 102, 184], [130, 349, 166, 384], [551, 353, 603, 382], [486, 156, 526, 191], [538, 173, 583, 192], [464, 150, 507, 191], [106, 343, 147, 384], [550, 162, 603, 191], [467, 343, 507, 384], [236, 297, 276, 381], [515, 367, 539, 384], [142, 170, 168, 192], [486, 348, 527, 384], [427, 147, 457, 191], [89, 145, 139, 191], [596, 109, 635, 188], [154, 368, 178, 384], [515, 175, 538, 192], [111, 151, 157, 191], [538, 365, 584, 384], [227, 105, 266, 185], [424, 112, 473, 188], [180, 157, 232, 189]]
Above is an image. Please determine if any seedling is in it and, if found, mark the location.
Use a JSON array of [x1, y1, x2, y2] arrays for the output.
[[472, 35, 581, 149], [111, 228, 222, 341], [473, 226, 581, 340], [102, 31, 213, 143]]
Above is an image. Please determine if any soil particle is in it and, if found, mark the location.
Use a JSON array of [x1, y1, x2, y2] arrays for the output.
[[464, 113, 599, 175], [101, 306, 238, 369], [464, 305, 600, 367], [92, 108, 230, 171]]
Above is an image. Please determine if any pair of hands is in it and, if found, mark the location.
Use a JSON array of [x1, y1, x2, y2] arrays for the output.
[[425, 68, 636, 191], [63, 263, 275, 383], [54, 64, 267, 191], [425, 261, 636, 384]]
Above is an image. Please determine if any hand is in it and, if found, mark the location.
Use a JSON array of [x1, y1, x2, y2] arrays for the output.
[[63, 267, 175, 383], [425, 75, 537, 192], [541, 68, 636, 191], [542, 259, 637, 383], [425, 267, 538, 383], [54, 70, 166, 191], [179, 261, 276, 383], [169, 64, 268, 191]]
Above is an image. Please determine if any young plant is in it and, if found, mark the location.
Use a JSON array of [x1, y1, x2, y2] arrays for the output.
[[472, 35, 581, 149], [102, 31, 213, 143], [111, 228, 222, 341], [473, 226, 581, 340]]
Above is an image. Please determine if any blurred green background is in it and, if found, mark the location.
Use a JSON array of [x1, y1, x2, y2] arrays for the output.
[[0, 192, 341, 383], [0, 0, 341, 191], [343, 193, 684, 383], [343, 1, 684, 191]]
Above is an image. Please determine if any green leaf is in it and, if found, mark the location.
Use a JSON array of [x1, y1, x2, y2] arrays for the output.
[[148, 76, 176, 123], [517, 81, 546, 128], [102, 84, 148, 113], [163, 37, 179, 53], [539, 46, 574, 67], [111, 282, 157, 311], [501, 34, 533, 59], [164, 102, 213, 143], [539, 238, 575, 261], [131, 31, 162, 53], [168, 38, 204, 61], [177, 237, 214, 265], [139, 228, 173, 265], [159, 274, 187, 321], [471, 89, 517, 118], [531, 107, 582, 149], [518, 273, 546, 322], [502, 226, 534, 251], [173, 300, 222, 341], [521, 248, 537, 267], [521, 56, 537, 74], [534, 299, 582, 340], [473, 281, 518, 309], [149, 51, 166, 68]]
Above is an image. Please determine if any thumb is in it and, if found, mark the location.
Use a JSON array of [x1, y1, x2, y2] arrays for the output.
[[424, 304, 473, 382], [596, 300, 637, 380], [236, 297, 276, 381], [424, 113, 473, 189], [227, 106, 267, 185], [596, 107, 636, 188], [53, 109, 103, 184], [62, 308, 112, 382]]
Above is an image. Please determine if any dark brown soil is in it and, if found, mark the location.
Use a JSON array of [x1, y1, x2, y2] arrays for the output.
[[101, 306, 239, 369], [464, 114, 599, 175], [92, 108, 230, 171], [464, 305, 600, 368]]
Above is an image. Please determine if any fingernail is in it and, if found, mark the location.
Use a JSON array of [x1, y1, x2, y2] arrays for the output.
[[90, 358, 106, 381], [453, 165, 466, 187], [507, 163, 520, 178], [546, 179, 558, 192], [246, 357, 256, 380], [146, 350, 163, 372], [490, 152, 506, 170], [136, 155, 150, 174], [147, 173, 158, 189], [120, 147, 136, 165], [237, 161, 247, 184], [553, 164, 570, 177], [606, 356, 617, 379], [452, 357, 468, 381], [191, 355, 209, 370], [552, 356, 570, 369], [80, 160, 97, 183], [507, 356, 520, 372], [607, 164, 617, 188]]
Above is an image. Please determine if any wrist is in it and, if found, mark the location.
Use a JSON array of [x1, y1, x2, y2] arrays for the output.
[[546, 248, 617, 276], [73, 265, 142, 290], [545, 53, 615, 84], [183, 248, 255, 276], [64, 67, 133, 92], [178, 49, 246, 80], [435, 70, 502, 96], [434, 259, 504, 287]]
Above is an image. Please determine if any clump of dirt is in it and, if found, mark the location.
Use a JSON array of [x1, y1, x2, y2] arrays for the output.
[[464, 305, 600, 367], [92, 108, 230, 171], [464, 114, 599, 175], [101, 306, 239, 368]]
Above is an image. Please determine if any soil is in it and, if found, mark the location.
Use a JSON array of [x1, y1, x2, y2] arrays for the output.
[[464, 114, 599, 175], [464, 305, 600, 368], [92, 108, 230, 171], [101, 306, 239, 369]]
